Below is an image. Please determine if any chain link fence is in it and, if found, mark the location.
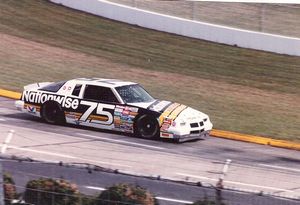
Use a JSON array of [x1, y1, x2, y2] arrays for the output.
[[1, 127, 300, 202], [2, 166, 300, 205], [109, 0, 300, 38], [4, 161, 299, 205]]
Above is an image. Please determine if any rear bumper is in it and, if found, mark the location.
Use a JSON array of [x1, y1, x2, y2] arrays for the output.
[[174, 130, 210, 142]]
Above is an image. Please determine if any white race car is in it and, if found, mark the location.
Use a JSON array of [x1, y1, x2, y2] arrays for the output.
[[15, 78, 213, 142]]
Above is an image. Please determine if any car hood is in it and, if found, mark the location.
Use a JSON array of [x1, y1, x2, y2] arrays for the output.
[[127, 100, 157, 110], [128, 100, 174, 112], [176, 107, 208, 121], [129, 100, 208, 120]]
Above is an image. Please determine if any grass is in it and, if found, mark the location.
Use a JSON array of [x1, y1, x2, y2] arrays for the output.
[[0, 0, 299, 141]]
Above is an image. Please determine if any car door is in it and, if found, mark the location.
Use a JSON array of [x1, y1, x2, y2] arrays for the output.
[[77, 84, 119, 130]]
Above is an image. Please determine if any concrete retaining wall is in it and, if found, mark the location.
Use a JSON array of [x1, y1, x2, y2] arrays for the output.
[[50, 0, 300, 56]]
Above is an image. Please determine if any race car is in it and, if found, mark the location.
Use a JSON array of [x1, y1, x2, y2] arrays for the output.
[[15, 78, 213, 142]]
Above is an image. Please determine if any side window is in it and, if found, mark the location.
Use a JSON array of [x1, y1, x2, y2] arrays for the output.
[[83, 85, 119, 103], [72, 84, 82, 97]]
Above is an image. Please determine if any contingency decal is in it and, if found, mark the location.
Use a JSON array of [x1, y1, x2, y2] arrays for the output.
[[114, 105, 139, 133], [160, 132, 174, 139], [65, 112, 82, 121], [160, 118, 173, 132], [159, 103, 187, 133]]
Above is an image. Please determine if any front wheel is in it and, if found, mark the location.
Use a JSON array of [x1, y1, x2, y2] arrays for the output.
[[134, 115, 159, 139], [41, 101, 65, 125]]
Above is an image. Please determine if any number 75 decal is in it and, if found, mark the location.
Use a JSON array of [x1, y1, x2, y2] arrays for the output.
[[79, 101, 115, 125]]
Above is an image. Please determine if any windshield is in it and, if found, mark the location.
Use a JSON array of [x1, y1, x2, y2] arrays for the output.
[[115, 84, 154, 103]]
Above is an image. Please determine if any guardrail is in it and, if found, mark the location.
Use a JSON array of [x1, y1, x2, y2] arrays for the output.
[[108, 0, 300, 38], [50, 0, 300, 56]]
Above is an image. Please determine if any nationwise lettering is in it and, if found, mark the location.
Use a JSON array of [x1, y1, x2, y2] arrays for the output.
[[22, 91, 79, 109]]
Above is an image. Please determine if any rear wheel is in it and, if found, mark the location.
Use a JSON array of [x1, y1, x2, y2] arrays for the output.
[[41, 101, 65, 124], [134, 115, 159, 139]]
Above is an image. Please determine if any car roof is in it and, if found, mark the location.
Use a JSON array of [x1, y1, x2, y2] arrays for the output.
[[70, 78, 137, 88]]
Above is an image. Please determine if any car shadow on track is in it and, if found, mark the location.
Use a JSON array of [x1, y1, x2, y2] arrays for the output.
[[2, 113, 199, 144]]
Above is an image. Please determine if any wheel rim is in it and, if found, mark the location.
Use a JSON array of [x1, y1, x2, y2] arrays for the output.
[[43, 103, 59, 123], [138, 116, 158, 138]]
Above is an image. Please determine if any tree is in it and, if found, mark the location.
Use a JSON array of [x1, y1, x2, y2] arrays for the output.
[[97, 183, 158, 205], [24, 178, 79, 205], [3, 173, 17, 205]]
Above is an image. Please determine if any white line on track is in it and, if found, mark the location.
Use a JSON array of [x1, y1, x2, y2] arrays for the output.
[[0, 118, 6, 122], [1, 123, 163, 151], [78, 133, 165, 150], [85, 186, 193, 204], [0, 123, 78, 138], [7, 145, 131, 168], [8, 145, 77, 159], [176, 172, 217, 181], [155, 197, 193, 204], [258, 163, 300, 172], [191, 0, 300, 4], [85, 186, 106, 191], [175, 173, 294, 193]]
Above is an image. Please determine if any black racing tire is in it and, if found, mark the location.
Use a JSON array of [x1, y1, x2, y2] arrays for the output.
[[134, 115, 159, 139], [41, 101, 65, 125]]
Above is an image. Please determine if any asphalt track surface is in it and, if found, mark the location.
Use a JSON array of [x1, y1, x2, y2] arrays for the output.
[[1, 159, 299, 205], [0, 97, 300, 203]]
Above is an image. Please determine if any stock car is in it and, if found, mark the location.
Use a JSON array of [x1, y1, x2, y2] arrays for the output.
[[15, 78, 213, 142]]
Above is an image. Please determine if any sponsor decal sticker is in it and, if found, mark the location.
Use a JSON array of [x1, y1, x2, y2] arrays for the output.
[[129, 112, 138, 116], [65, 112, 81, 120], [27, 106, 36, 113], [122, 110, 130, 115], [114, 105, 138, 132], [24, 103, 41, 113], [160, 132, 174, 139], [160, 118, 173, 131]]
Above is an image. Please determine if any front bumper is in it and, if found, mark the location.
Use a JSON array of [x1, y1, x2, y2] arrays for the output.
[[173, 130, 210, 142]]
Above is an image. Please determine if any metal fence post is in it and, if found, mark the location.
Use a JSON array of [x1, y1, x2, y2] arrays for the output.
[[259, 4, 266, 32], [0, 130, 15, 205], [216, 159, 231, 205], [0, 160, 4, 205], [132, 0, 136, 8], [191, 1, 195, 20]]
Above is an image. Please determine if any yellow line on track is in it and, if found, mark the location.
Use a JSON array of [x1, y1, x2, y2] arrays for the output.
[[1, 88, 299, 151]]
